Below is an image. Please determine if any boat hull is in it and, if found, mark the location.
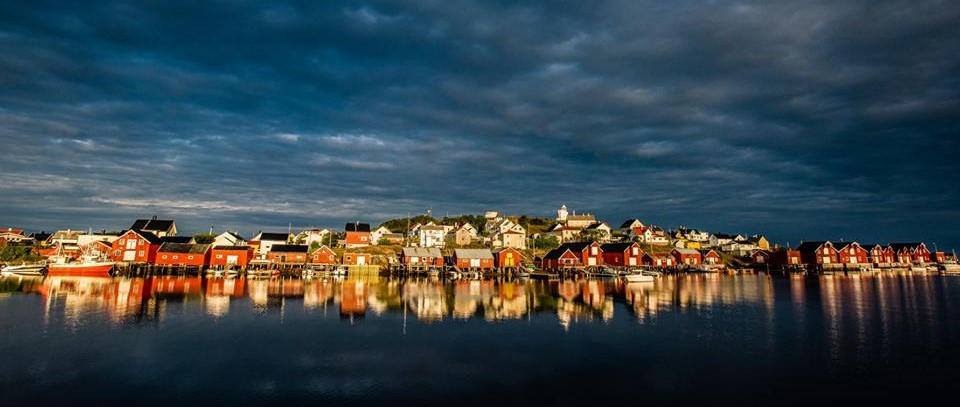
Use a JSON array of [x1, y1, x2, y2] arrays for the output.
[[47, 263, 114, 277]]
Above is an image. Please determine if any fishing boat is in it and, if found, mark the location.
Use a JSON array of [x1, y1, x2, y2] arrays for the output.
[[46, 244, 114, 277], [590, 267, 619, 277], [426, 267, 440, 277]]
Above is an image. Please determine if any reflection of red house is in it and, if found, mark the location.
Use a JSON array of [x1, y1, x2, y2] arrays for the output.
[[310, 245, 337, 264], [210, 246, 253, 268], [150, 276, 203, 295], [837, 242, 869, 265], [493, 247, 523, 269], [155, 243, 211, 267], [204, 277, 247, 297], [340, 281, 367, 317], [111, 230, 162, 263], [600, 242, 643, 267]]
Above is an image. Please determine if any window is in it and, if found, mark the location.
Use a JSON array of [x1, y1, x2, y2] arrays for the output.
[[823, 248, 830, 254], [173, 255, 179, 260], [138, 239, 143, 246], [138, 251, 144, 256], [631, 247, 638, 255], [114, 250, 120, 256], [850, 248, 855, 255], [216, 254, 223, 259], [188, 255, 194, 260], [162, 255, 168, 259], [591, 247, 598, 255]]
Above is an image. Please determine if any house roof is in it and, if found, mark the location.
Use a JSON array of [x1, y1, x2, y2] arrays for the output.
[[345, 223, 371, 232], [619, 219, 641, 229], [402, 247, 442, 257], [890, 243, 925, 252], [419, 225, 446, 231], [213, 245, 250, 251], [673, 248, 700, 255], [600, 242, 638, 253], [161, 236, 193, 244], [557, 242, 596, 253], [797, 241, 830, 252], [269, 244, 309, 253], [835, 242, 862, 250], [492, 247, 521, 254], [454, 249, 494, 259], [124, 230, 163, 244], [158, 243, 210, 254], [543, 247, 576, 260], [130, 218, 175, 232], [257, 232, 290, 242], [567, 214, 596, 221], [585, 222, 609, 230], [221, 231, 246, 241], [713, 233, 736, 239]]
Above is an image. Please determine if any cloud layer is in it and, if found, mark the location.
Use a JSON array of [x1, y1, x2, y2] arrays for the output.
[[0, 0, 957, 248]]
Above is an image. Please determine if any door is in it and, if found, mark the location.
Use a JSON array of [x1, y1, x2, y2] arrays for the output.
[[357, 256, 366, 265], [505, 253, 515, 267], [628, 257, 637, 266], [470, 258, 480, 268], [587, 257, 597, 266], [123, 251, 136, 261], [126, 239, 137, 250], [227, 255, 238, 265]]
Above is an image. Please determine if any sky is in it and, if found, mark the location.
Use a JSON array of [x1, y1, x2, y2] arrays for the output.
[[0, 0, 958, 250]]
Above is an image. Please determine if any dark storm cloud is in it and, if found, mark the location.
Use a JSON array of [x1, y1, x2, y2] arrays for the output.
[[0, 0, 957, 248]]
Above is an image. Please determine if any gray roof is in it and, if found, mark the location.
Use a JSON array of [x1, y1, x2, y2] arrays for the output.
[[402, 247, 443, 257], [158, 243, 210, 254], [454, 249, 494, 259]]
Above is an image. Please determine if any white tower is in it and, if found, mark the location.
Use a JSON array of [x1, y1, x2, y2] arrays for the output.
[[557, 204, 568, 222]]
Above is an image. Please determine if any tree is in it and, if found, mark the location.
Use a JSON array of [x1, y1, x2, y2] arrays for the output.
[[578, 229, 606, 243], [533, 234, 559, 250], [309, 241, 321, 252], [192, 233, 216, 244]]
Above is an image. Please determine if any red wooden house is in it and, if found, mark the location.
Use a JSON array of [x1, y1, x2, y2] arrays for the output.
[[266, 245, 309, 264], [345, 222, 372, 248], [542, 242, 603, 270], [770, 249, 802, 266], [310, 245, 338, 264], [837, 242, 869, 265], [752, 250, 771, 264], [111, 229, 163, 263], [542, 247, 581, 270], [863, 244, 895, 266], [493, 247, 523, 269], [400, 247, 444, 267], [797, 241, 838, 266], [210, 246, 253, 268], [155, 243, 211, 267], [702, 249, 721, 265], [454, 249, 495, 270], [890, 243, 931, 264], [641, 253, 675, 267], [600, 242, 644, 267], [342, 252, 371, 266], [671, 248, 702, 266]]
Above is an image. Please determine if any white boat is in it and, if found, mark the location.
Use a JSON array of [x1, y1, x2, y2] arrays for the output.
[[331, 266, 349, 276], [909, 265, 927, 272], [624, 273, 655, 283], [1, 263, 47, 276]]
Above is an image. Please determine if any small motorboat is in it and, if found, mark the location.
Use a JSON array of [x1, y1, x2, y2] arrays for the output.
[[1, 263, 47, 276], [624, 273, 655, 283]]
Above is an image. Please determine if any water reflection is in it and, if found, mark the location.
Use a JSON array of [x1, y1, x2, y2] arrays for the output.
[[1, 273, 956, 332]]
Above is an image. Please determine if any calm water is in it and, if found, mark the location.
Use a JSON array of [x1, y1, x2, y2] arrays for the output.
[[1, 273, 958, 406]]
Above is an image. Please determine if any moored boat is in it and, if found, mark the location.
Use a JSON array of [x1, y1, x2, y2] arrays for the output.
[[0, 263, 47, 276], [46, 244, 114, 277], [624, 273, 655, 283]]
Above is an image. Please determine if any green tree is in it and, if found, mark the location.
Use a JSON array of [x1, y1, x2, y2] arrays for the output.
[[533, 234, 559, 250], [192, 233, 216, 244]]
